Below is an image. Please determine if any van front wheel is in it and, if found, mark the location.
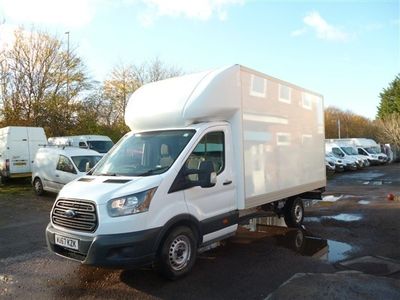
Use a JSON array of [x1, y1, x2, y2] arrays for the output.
[[284, 197, 304, 227], [157, 226, 197, 280], [33, 177, 44, 196]]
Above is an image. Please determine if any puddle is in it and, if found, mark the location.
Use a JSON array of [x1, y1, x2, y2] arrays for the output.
[[304, 217, 320, 222], [305, 214, 362, 223], [359, 180, 391, 185], [358, 200, 370, 205], [327, 240, 352, 262], [235, 216, 353, 263], [246, 216, 287, 230], [340, 171, 385, 180], [322, 195, 343, 202], [327, 213, 362, 222]]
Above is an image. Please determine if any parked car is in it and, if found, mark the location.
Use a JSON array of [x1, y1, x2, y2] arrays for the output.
[[0, 126, 47, 183], [32, 147, 102, 195]]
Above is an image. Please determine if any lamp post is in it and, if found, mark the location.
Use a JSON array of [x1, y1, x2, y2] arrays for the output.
[[65, 31, 70, 101], [337, 119, 341, 139]]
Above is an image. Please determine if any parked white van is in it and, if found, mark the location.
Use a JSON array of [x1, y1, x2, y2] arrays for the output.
[[46, 65, 326, 279], [48, 135, 114, 155], [325, 142, 364, 169], [32, 147, 102, 195], [337, 138, 387, 165], [326, 139, 370, 167], [0, 126, 47, 182]]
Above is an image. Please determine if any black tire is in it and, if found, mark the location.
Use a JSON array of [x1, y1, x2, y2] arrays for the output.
[[284, 197, 304, 228], [156, 226, 197, 280], [0, 175, 8, 185], [33, 177, 44, 196]]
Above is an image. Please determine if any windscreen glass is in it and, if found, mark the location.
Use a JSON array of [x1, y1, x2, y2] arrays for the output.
[[341, 147, 358, 155], [365, 147, 379, 154], [332, 148, 344, 157], [71, 155, 102, 172], [92, 130, 196, 177], [87, 141, 114, 153]]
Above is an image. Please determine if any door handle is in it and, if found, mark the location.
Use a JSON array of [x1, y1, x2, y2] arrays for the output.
[[223, 180, 232, 186], [55, 175, 60, 178]]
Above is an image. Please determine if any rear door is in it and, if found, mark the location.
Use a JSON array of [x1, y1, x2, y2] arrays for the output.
[[9, 128, 30, 176]]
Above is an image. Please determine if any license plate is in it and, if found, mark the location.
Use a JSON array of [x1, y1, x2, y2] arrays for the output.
[[13, 162, 26, 166], [55, 234, 79, 250]]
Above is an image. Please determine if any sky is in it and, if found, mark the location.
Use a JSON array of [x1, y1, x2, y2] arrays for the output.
[[0, 0, 399, 119]]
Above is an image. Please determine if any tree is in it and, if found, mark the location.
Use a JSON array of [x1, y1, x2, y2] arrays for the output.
[[376, 114, 400, 147], [324, 106, 379, 140], [0, 27, 89, 135], [132, 57, 183, 85], [102, 63, 139, 128], [377, 74, 400, 119], [101, 58, 183, 129]]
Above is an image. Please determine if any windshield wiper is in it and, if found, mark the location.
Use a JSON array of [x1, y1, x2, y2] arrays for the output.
[[98, 173, 117, 176], [136, 167, 169, 176]]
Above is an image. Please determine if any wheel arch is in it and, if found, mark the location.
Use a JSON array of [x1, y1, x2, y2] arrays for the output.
[[153, 214, 202, 253]]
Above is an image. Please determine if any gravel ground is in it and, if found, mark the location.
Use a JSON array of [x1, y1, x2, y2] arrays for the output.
[[0, 164, 399, 299]]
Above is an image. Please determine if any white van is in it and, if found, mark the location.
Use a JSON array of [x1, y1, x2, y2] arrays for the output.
[[45, 65, 326, 279], [325, 142, 364, 169], [32, 147, 102, 195], [338, 138, 387, 165], [326, 139, 370, 167], [0, 126, 47, 182], [48, 135, 114, 155]]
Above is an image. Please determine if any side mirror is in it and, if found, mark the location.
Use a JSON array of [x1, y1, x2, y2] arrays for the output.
[[198, 161, 217, 188]]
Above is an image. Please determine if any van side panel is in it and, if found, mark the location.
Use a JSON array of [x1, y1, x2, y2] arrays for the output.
[[240, 68, 326, 208], [0, 127, 47, 178]]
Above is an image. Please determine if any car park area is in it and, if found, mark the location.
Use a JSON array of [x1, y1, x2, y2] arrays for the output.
[[1, 163, 400, 299]]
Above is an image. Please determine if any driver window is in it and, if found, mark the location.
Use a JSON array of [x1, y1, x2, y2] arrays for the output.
[[56, 155, 76, 174], [358, 148, 366, 155], [169, 131, 225, 193], [186, 131, 225, 181]]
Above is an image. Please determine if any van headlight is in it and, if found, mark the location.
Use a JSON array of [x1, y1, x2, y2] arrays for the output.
[[107, 187, 157, 217]]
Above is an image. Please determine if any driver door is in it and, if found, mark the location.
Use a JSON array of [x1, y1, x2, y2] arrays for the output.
[[179, 126, 237, 242]]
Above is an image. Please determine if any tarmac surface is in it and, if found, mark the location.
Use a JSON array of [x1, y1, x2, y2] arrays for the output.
[[0, 163, 400, 299]]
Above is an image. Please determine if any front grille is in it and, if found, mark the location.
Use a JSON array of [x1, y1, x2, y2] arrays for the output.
[[52, 199, 98, 232]]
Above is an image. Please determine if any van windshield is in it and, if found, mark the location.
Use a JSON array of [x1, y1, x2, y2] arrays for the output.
[[332, 148, 344, 157], [87, 140, 114, 153], [341, 147, 358, 155], [92, 130, 196, 177], [71, 155, 102, 172], [365, 147, 380, 154]]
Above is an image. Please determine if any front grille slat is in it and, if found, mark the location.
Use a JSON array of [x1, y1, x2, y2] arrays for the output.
[[52, 199, 98, 232]]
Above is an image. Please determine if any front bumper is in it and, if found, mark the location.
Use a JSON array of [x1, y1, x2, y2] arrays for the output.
[[46, 223, 161, 268], [334, 164, 345, 172]]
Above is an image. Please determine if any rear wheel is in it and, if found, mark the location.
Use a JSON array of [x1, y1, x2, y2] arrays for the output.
[[0, 175, 8, 185], [284, 197, 304, 227], [156, 226, 197, 280], [33, 177, 44, 195]]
